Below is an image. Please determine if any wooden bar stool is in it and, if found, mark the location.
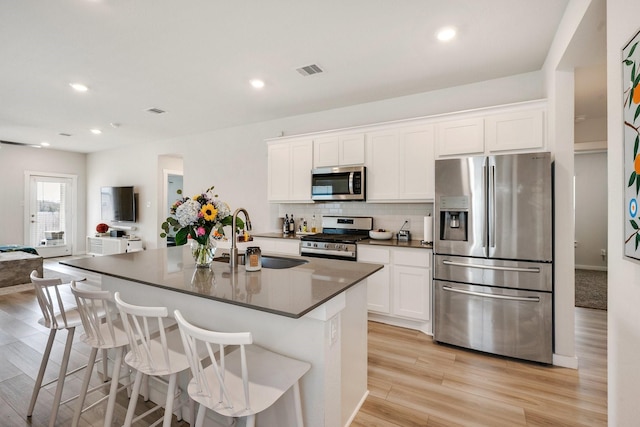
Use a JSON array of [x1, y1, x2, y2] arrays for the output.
[[27, 270, 83, 427], [70, 282, 131, 427], [114, 292, 193, 427], [174, 309, 311, 427]]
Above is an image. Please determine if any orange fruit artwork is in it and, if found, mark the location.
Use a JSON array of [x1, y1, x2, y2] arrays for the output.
[[635, 154, 640, 175], [634, 83, 640, 105]]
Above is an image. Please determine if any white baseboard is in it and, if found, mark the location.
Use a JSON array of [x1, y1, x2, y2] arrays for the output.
[[553, 353, 579, 369], [575, 264, 607, 271], [344, 390, 369, 427]]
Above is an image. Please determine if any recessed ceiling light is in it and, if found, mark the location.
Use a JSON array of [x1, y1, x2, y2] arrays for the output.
[[436, 27, 457, 42], [41, 141, 50, 147], [250, 79, 265, 89], [31, 145, 42, 149], [69, 82, 89, 92], [90, 129, 102, 135]]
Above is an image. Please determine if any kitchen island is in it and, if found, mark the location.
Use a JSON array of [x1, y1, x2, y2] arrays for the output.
[[62, 246, 382, 427]]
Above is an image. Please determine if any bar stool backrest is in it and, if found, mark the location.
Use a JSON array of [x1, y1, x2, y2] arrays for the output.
[[30, 270, 72, 330], [70, 282, 119, 348], [174, 309, 253, 411], [114, 292, 174, 375]]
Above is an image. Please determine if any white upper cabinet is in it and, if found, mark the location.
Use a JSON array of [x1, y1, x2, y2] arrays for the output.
[[485, 109, 544, 152], [399, 125, 435, 200], [267, 138, 313, 202], [366, 124, 434, 202], [435, 101, 547, 159], [366, 129, 399, 201], [436, 118, 485, 157], [313, 133, 365, 167]]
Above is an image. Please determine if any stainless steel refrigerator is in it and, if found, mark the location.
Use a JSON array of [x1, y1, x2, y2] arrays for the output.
[[433, 152, 553, 364]]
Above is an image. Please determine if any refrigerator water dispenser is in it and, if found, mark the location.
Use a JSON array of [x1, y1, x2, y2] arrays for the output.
[[440, 211, 468, 241], [438, 195, 469, 242]]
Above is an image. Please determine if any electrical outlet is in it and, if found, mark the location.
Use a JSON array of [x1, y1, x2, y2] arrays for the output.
[[329, 316, 339, 346]]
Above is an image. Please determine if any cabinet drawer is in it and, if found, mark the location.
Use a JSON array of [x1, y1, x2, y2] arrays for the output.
[[357, 246, 390, 264], [392, 248, 430, 268]]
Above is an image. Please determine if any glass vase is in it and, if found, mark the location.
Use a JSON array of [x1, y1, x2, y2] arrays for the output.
[[191, 238, 217, 268]]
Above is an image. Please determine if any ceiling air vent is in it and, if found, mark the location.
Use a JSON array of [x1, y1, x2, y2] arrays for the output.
[[296, 64, 324, 77], [146, 107, 167, 114]]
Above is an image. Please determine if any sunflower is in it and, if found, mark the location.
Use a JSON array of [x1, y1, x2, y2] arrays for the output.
[[200, 204, 218, 221]]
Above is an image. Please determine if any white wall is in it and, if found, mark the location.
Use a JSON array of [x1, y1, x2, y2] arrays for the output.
[[574, 151, 607, 269], [86, 71, 545, 249], [0, 144, 87, 252], [607, 0, 640, 424]]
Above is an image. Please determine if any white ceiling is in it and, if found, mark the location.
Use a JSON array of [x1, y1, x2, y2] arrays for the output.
[[1, 0, 604, 154]]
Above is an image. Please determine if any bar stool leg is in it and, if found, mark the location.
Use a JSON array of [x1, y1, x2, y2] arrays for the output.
[[123, 369, 144, 427], [162, 373, 178, 427], [27, 329, 57, 417], [103, 347, 124, 427], [71, 347, 99, 427], [49, 327, 75, 427]]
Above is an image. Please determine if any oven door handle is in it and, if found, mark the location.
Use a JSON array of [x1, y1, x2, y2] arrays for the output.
[[442, 285, 540, 302], [442, 260, 540, 273], [300, 247, 356, 260]]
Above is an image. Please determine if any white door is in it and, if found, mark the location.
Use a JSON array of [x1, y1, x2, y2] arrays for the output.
[[26, 174, 75, 258]]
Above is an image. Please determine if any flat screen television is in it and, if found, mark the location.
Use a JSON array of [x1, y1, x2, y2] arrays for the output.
[[101, 186, 136, 222]]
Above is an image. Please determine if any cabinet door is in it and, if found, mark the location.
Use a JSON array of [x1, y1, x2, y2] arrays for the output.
[[366, 130, 399, 201], [358, 246, 391, 314], [252, 237, 300, 255], [267, 143, 291, 201], [313, 136, 340, 167], [366, 266, 391, 314], [485, 109, 544, 152], [314, 133, 365, 167], [289, 140, 313, 201], [436, 118, 484, 157], [399, 125, 435, 200], [393, 265, 430, 320], [340, 133, 365, 165]]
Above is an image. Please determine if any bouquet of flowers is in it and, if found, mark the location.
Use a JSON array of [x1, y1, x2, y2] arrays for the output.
[[160, 186, 243, 246]]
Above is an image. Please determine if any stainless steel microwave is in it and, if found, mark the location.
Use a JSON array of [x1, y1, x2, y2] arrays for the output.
[[311, 166, 366, 201]]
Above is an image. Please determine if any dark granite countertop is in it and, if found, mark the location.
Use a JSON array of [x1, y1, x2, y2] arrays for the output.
[[253, 232, 432, 250], [61, 246, 382, 319], [360, 239, 433, 249]]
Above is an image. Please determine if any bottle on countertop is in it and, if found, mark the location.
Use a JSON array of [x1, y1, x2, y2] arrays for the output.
[[311, 214, 317, 233], [302, 218, 307, 233], [289, 214, 295, 234], [283, 214, 290, 235]]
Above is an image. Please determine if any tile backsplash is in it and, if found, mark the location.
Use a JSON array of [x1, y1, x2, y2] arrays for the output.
[[273, 202, 434, 240]]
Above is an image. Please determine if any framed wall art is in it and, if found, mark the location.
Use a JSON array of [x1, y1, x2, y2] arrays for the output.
[[624, 28, 640, 260]]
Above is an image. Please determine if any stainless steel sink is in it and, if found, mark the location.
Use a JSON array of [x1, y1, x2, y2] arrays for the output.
[[261, 255, 308, 269], [213, 254, 308, 269]]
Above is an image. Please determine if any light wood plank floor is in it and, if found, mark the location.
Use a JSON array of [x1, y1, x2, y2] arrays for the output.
[[0, 257, 606, 426]]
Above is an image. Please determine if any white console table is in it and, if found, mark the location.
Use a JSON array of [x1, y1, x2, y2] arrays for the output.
[[87, 236, 143, 256]]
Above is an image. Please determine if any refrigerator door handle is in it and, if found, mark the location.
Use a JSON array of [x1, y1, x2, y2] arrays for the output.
[[442, 259, 541, 273], [482, 163, 488, 249], [442, 285, 541, 302], [489, 163, 496, 249]]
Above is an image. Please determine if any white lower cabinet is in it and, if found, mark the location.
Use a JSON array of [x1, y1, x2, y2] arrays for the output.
[[251, 237, 300, 256], [87, 237, 143, 256], [358, 245, 432, 333], [357, 246, 391, 314]]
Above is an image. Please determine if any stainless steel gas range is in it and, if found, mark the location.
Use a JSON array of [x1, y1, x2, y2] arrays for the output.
[[299, 216, 373, 261]]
